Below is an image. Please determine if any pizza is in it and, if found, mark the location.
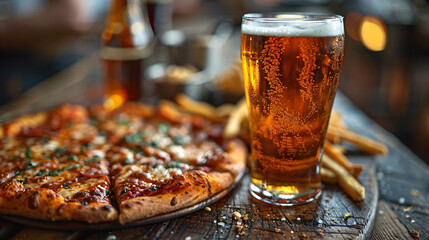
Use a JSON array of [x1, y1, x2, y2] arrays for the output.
[[0, 103, 246, 224]]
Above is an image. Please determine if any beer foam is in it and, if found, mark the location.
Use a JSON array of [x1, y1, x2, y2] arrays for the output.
[[242, 20, 344, 37]]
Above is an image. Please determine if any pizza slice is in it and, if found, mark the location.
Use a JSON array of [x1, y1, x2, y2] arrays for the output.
[[102, 106, 246, 224], [0, 105, 118, 223], [0, 137, 118, 223], [111, 157, 234, 224]]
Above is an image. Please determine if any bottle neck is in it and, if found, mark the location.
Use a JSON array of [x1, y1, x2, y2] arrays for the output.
[[108, 0, 143, 22], [101, 0, 154, 49]]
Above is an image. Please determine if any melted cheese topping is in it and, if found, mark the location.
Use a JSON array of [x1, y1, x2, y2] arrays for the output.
[[146, 165, 182, 181], [57, 178, 107, 200], [91, 135, 106, 145], [115, 165, 143, 186], [17, 175, 64, 189], [42, 140, 60, 152]]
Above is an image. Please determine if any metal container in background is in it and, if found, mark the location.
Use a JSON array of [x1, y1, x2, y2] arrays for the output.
[[146, 21, 234, 102], [145, 63, 208, 102]]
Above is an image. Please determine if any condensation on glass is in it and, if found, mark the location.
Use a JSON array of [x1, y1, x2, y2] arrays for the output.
[[241, 13, 345, 205]]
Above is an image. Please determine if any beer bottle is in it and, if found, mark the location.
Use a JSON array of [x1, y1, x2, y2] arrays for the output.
[[100, 0, 154, 109]]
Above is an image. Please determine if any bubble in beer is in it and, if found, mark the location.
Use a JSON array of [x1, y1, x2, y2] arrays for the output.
[[241, 14, 345, 204]]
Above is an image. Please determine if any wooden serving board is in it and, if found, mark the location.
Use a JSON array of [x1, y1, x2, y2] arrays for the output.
[[1, 172, 246, 231], [0, 156, 379, 240], [81, 156, 378, 240]]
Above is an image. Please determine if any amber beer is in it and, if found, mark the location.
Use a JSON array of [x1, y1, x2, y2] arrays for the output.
[[100, 0, 154, 109], [241, 13, 344, 205]]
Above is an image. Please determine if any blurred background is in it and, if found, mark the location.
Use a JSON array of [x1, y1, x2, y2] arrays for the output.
[[0, 0, 428, 163]]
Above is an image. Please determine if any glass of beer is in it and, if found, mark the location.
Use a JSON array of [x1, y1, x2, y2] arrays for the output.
[[241, 13, 345, 205]]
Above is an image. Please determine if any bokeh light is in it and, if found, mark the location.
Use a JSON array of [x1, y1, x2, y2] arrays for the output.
[[103, 90, 127, 111], [360, 15, 387, 52]]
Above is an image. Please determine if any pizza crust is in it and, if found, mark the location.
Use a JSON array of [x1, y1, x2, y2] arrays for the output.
[[118, 170, 234, 224], [2, 112, 47, 137], [0, 182, 117, 223], [219, 139, 247, 177]]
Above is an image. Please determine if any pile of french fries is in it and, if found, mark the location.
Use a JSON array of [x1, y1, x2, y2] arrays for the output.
[[214, 59, 245, 95], [166, 94, 388, 202]]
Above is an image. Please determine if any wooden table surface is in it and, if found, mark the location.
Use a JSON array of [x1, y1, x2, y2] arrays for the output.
[[0, 53, 428, 240]]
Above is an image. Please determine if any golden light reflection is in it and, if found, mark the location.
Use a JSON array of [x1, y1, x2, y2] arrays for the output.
[[252, 178, 299, 195], [360, 15, 387, 51], [269, 185, 299, 195], [103, 90, 126, 112], [277, 14, 305, 19]]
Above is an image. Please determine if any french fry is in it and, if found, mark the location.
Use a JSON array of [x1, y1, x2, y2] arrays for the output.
[[321, 167, 337, 183], [331, 144, 347, 154], [329, 110, 345, 128], [328, 110, 350, 144], [328, 125, 388, 155], [215, 58, 244, 95], [158, 100, 186, 124], [327, 132, 341, 144], [216, 104, 235, 119], [322, 154, 365, 201], [324, 142, 363, 178], [328, 113, 343, 144], [224, 98, 248, 138], [175, 94, 223, 122]]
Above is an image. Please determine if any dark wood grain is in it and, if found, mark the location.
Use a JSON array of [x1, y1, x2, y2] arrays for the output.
[[0, 158, 378, 239], [0, 220, 22, 240], [79, 156, 377, 240], [371, 200, 412, 240], [10, 228, 80, 240]]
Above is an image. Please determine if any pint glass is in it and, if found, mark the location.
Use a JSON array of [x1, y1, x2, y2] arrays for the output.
[[241, 13, 345, 205]]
